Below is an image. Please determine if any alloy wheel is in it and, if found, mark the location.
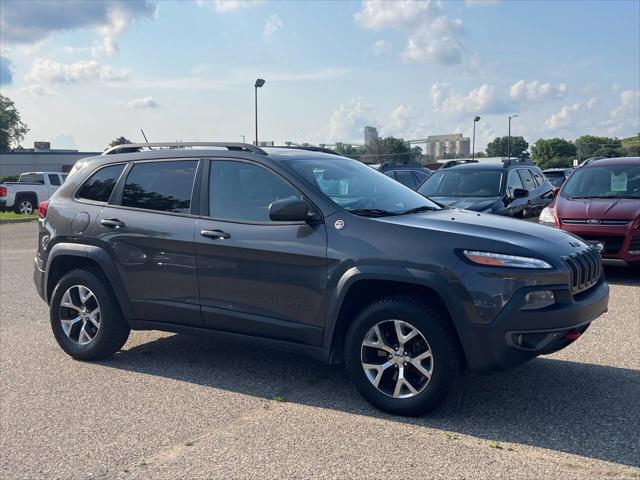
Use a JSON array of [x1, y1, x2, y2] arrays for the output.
[[19, 200, 33, 215], [361, 319, 433, 398], [59, 285, 101, 345]]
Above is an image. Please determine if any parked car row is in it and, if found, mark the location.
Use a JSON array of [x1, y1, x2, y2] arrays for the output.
[[0, 171, 68, 214]]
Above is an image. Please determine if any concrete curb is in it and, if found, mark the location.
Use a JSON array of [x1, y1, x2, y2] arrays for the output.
[[0, 217, 38, 225]]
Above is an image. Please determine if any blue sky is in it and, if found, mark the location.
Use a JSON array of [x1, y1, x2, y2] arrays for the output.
[[0, 0, 638, 152]]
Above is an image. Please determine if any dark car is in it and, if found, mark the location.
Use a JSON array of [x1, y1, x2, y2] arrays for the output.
[[417, 159, 554, 218], [34, 142, 608, 416], [543, 168, 574, 189], [539, 157, 640, 266], [372, 163, 432, 190]]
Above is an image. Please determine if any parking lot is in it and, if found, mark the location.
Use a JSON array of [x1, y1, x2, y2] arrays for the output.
[[1, 221, 638, 479]]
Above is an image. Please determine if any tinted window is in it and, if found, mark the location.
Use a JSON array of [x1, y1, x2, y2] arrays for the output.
[[384, 171, 396, 179], [544, 171, 566, 188], [122, 161, 197, 213], [77, 164, 125, 203], [209, 160, 300, 222], [517, 169, 535, 191], [418, 169, 503, 197], [562, 164, 640, 199], [530, 169, 545, 187], [62, 174, 69, 182], [413, 171, 428, 184], [48, 174, 61, 186], [20, 174, 44, 184], [506, 169, 524, 197], [395, 170, 417, 189]]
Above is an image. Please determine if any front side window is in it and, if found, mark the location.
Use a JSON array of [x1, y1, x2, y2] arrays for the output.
[[418, 169, 503, 198], [122, 160, 198, 213], [77, 164, 126, 203], [209, 160, 300, 222], [285, 157, 439, 214], [48, 174, 61, 186], [562, 164, 640, 199]]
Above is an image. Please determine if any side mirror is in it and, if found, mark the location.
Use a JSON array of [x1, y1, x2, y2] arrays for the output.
[[512, 188, 529, 199], [269, 198, 310, 222]]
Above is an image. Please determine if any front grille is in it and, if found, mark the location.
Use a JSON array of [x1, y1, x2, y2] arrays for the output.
[[578, 235, 625, 254], [564, 247, 602, 295], [561, 219, 629, 226]]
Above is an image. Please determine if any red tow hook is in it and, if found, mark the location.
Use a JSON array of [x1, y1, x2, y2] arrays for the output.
[[564, 331, 582, 341]]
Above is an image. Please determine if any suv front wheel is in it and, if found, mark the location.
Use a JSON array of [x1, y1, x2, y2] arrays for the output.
[[345, 296, 463, 416], [49, 269, 130, 360]]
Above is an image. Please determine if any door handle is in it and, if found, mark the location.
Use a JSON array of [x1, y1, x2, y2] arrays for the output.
[[200, 229, 231, 240], [100, 218, 126, 229]]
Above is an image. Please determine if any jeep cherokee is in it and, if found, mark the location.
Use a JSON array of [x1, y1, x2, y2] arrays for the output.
[[34, 142, 609, 416]]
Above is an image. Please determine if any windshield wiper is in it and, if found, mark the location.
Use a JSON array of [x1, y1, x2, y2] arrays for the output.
[[347, 208, 400, 217], [398, 205, 439, 215]]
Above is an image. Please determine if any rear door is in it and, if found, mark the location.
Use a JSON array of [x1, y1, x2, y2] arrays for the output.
[[95, 159, 203, 326], [194, 159, 327, 346]]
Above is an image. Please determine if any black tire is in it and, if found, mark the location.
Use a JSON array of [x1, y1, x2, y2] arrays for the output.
[[14, 195, 36, 215], [345, 295, 463, 416], [49, 269, 130, 360]]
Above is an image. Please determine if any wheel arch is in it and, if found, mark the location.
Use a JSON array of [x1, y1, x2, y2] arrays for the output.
[[45, 243, 133, 320], [14, 191, 38, 210], [324, 266, 482, 367]]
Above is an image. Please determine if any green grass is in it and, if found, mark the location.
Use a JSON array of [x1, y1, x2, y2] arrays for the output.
[[0, 211, 37, 220]]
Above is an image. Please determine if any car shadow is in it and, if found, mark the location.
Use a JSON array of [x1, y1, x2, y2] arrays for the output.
[[100, 333, 640, 468], [603, 265, 640, 286]]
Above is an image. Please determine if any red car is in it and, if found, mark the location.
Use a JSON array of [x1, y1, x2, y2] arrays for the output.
[[539, 157, 640, 267]]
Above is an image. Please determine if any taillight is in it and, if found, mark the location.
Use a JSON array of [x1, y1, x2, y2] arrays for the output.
[[0, 186, 7, 197], [38, 201, 48, 219]]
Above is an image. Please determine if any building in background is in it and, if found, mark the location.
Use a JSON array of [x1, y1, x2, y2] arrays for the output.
[[0, 142, 100, 177], [364, 126, 378, 146], [425, 134, 470, 159], [257, 140, 275, 147]]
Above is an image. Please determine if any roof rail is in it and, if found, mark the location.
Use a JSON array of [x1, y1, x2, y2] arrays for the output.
[[102, 142, 268, 156], [441, 159, 478, 169], [502, 158, 534, 167], [273, 145, 343, 156]]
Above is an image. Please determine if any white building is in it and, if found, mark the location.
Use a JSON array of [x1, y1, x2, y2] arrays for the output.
[[425, 134, 470, 159], [0, 143, 100, 177]]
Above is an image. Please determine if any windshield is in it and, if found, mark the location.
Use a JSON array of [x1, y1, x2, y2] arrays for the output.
[[544, 172, 567, 188], [284, 157, 440, 215], [417, 169, 503, 198], [562, 164, 640, 199]]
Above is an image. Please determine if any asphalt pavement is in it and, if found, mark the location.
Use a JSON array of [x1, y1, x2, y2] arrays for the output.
[[1, 222, 638, 479]]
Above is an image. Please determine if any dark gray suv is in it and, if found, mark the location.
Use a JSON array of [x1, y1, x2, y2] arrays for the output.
[[34, 142, 609, 416]]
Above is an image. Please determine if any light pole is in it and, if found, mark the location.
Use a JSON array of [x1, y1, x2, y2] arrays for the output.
[[508, 114, 518, 159], [472, 116, 481, 160], [241, 135, 246, 143], [254, 78, 265, 145]]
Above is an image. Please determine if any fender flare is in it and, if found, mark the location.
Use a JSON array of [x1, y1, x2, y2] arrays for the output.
[[323, 265, 484, 365], [45, 242, 133, 319]]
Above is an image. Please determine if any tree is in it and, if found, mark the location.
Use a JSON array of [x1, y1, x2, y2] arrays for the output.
[[620, 135, 640, 156], [485, 136, 529, 158], [574, 135, 621, 159], [530, 137, 576, 169], [333, 142, 364, 159], [0, 94, 29, 151], [365, 136, 418, 163]]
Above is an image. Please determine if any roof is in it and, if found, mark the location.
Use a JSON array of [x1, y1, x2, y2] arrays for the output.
[[542, 168, 574, 172], [580, 157, 640, 167], [441, 161, 534, 171]]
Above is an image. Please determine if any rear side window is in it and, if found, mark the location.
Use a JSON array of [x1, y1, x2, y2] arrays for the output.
[[48, 174, 61, 186], [395, 170, 417, 189], [413, 171, 428, 184], [121, 160, 198, 213], [517, 169, 535, 191], [530, 169, 545, 187], [77, 164, 126, 203]]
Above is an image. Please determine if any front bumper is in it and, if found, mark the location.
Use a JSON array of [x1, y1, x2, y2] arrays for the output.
[[468, 278, 609, 372]]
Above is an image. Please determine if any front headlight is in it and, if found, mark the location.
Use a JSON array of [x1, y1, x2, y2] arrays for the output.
[[539, 206, 557, 227], [463, 250, 553, 269]]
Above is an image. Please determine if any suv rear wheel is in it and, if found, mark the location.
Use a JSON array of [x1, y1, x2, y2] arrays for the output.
[[345, 296, 463, 416], [49, 269, 130, 360]]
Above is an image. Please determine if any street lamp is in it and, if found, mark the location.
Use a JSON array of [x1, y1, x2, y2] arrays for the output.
[[508, 114, 518, 159], [254, 78, 266, 146], [472, 116, 481, 160]]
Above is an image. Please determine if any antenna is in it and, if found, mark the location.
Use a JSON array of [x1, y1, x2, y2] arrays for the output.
[[140, 129, 150, 143]]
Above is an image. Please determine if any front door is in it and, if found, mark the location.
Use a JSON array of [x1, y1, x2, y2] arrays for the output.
[[194, 159, 327, 346], [95, 159, 202, 326]]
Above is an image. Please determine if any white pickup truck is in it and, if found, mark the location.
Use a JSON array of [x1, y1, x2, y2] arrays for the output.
[[0, 172, 68, 214]]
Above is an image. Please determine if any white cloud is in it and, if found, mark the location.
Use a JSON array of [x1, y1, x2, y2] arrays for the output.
[[508, 80, 567, 103], [197, 0, 265, 13], [587, 96, 598, 109], [610, 90, 640, 118], [322, 98, 377, 143], [19, 84, 58, 96], [545, 102, 582, 130], [388, 104, 414, 131], [354, 0, 467, 66], [431, 82, 506, 117], [264, 14, 283, 36], [465, 0, 501, 5], [127, 96, 159, 109], [371, 40, 392, 56], [25, 59, 130, 85]]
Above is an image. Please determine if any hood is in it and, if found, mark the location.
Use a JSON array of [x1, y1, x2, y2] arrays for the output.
[[429, 196, 501, 212], [555, 197, 640, 221]]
